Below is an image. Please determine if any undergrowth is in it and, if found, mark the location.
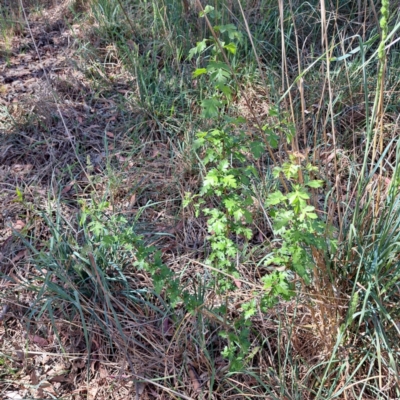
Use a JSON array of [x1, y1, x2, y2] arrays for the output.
[[1, 0, 400, 399]]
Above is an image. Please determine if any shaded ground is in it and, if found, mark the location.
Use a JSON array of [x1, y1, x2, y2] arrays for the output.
[[0, 1, 187, 261], [0, 3, 202, 399], [0, 4, 323, 399]]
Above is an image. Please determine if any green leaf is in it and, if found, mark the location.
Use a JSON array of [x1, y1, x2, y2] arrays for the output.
[[218, 159, 229, 170], [272, 166, 282, 178], [195, 39, 207, 53], [207, 61, 231, 83], [306, 180, 324, 188], [305, 163, 318, 172], [224, 42, 236, 54], [242, 226, 253, 238], [268, 107, 279, 117], [208, 61, 230, 72], [262, 127, 279, 149], [188, 39, 208, 60], [244, 165, 257, 178], [224, 115, 246, 124], [102, 234, 115, 246], [249, 141, 264, 158], [215, 83, 232, 99], [88, 220, 104, 237], [216, 24, 236, 34], [192, 68, 207, 78], [203, 169, 220, 188], [183, 192, 194, 208], [212, 68, 230, 83], [274, 211, 292, 230], [203, 149, 218, 164], [193, 137, 205, 149], [286, 123, 296, 143], [266, 191, 286, 206], [222, 174, 237, 188], [224, 24, 243, 41], [292, 249, 311, 284], [201, 98, 221, 118], [297, 191, 310, 200], [306, 212, 318, 219], [233, 208, 244, 221], [242, 299, 257, 319], [210, 219, 226, 235], [287, 190, 309, 206], [223, 197, 236, 212], [200, 5, 214, 17]]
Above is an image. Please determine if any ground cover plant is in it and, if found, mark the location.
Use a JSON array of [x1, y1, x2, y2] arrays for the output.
[[1, 0, 400, 399]]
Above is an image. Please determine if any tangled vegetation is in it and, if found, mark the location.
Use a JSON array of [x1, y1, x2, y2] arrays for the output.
[[1, 0, 400, 398]]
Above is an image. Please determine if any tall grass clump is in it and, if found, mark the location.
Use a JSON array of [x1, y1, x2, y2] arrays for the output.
[[0, 3, 24, 61]]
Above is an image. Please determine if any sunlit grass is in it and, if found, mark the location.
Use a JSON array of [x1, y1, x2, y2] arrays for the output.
[[1, 0, 400, 398]]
